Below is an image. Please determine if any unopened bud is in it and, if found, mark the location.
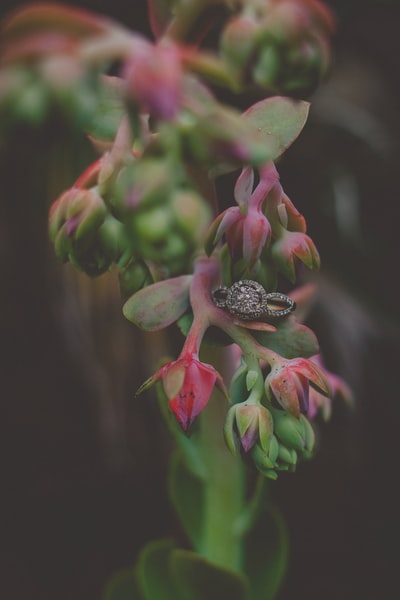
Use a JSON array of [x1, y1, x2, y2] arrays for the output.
[[220, 14, 260, 74], [118, 257, 153, 298], [112, 158, 174, 217], [272, 408, 307, 452], [49, 188, 107, 259]]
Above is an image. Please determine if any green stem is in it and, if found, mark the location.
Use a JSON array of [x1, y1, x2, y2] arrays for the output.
[[197, 376, 245, 571]]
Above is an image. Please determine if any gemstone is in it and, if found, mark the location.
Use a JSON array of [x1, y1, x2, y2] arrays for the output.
[[225, 280, 268, 320]]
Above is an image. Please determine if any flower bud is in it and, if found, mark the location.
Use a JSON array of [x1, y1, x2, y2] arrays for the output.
[[272, 407, 315, 454], [48, 188, 126, 276], [264, 356, 331, 417], [220, 14, 260, 74], [49, 187, 107, 259], [124, 40, 183, 120], [220, 0, 334, 97], [270, 230, 320, 283], [252, 45, 280, 89], [169, 190, 211, 244], [224, 402, 273, 454], [118, 257, 153, 298], [137, 353, 226, 430], [111, 158, 175, 217], [250, 436, 280, 480], [277, 443, 297, 469]]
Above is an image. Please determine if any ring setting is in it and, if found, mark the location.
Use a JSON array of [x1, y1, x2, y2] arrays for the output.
[[212, 280, 295, 320]]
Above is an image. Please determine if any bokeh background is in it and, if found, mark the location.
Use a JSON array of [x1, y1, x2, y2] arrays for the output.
[[1, 1, 400, 598]]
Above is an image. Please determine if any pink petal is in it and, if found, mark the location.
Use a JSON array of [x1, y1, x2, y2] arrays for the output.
[[270, 368, 302, 417], [243, 211, 271, 266], [215, 206, 242, 241], [169, 360, 217, 429], [293, 358, 332, 397], [234, 166, 254, 207]]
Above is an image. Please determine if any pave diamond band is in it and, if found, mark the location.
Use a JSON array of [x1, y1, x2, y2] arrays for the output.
[[212, 280, 295, 320]]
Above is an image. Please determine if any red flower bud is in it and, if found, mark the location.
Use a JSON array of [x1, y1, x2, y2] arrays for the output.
[[137, 352, 226, 430], [265, 356, 331, 418], [124, 40, 182, 120]]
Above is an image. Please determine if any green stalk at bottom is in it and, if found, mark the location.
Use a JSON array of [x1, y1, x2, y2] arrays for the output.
[[197, 391, 245, 572]]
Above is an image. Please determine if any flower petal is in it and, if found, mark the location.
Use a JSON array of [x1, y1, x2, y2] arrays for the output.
[[163, 359, 187, 400], [268, 367, 304, 417], [168, 359, 217, 429], [243, 210, 271, 267], [293, 358, 332, 397], [234, 166, 254, 207]]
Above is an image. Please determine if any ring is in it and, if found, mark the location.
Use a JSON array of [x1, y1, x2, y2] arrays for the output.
[[212, 280, 295, 320]]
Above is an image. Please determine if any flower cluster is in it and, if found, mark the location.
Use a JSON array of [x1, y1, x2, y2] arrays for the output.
[[132, 252, 350, 478], [0, 1, 347, 481], [220, 0, 335, 96], [206, 162, 320, 284]]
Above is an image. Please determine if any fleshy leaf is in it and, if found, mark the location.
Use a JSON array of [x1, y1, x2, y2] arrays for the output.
[[102, 567, 144, 600], [244, 506, 289, 600], [137, 539, 182, 600], [171, 549, 250, 600], [86, 75, 127, 142], [242, 97, 310, 162], [255, 316, 319, 359], [123, 275, 192, 330]]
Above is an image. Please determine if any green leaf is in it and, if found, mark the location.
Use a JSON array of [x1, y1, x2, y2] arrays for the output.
[[168, 451, 204, 548], [171, 549, 250, 600], [86, 75, 126, 142], [136, 541, 250, 600], [137, 539, 182, 600], [123, 275, 192, 331], [242, 97, 310, 162], [255, 317, 319, 359], [102, 567, 144, 600], [244, 506, 289, 600]]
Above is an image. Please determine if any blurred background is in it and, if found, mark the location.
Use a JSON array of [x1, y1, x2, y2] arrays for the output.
[[1, 0, 400, 598]]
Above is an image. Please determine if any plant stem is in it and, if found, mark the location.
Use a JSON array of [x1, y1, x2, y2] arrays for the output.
[[196, 347, 245, 572]]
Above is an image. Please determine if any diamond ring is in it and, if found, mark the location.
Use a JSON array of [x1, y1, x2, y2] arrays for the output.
[[212, 280, 295, 320]]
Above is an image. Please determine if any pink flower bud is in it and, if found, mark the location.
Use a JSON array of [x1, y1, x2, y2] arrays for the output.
[[137, 352, 226, 430], [225, 402, 273, 453], [124, 40, 182, 120], [265, 356, 331, 418], [207, 203, 271, 269], [271, 230, 320, 282]]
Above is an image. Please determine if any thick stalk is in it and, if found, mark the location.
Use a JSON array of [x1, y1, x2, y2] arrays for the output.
[[197, 347, 245, 571]]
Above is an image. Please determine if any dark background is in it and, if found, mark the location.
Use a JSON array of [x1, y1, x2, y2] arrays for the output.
[[1, 1, 400, 598]]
